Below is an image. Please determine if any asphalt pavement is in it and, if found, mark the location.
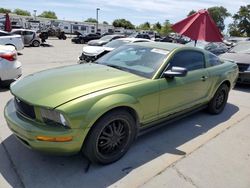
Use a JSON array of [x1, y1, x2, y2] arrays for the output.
[[0, 39, 249, 188]]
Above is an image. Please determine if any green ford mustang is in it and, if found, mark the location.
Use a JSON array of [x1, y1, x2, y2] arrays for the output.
[[4, 42, 238, 164]]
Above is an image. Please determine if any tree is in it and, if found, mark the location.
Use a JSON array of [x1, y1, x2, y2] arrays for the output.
[[207, 6, 231, 31], [187, 10, 196, 16], [38, 11, 57, 19], [152, 22, 162, 33], [138, 22, 151, 30], [103, 21, 108, 25], [13, 8, 31, 16], [0, 8, 11, 14], [160, 20, 172, 36], [229, 5, 250, 37], [85, 18, 98, 23], [112, 19, 135, 29]]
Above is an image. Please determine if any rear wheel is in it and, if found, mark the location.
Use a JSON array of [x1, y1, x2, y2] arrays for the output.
[[83, 109, 136, 164], [32, 40, 40, 47], [207, 84, 229, 114]]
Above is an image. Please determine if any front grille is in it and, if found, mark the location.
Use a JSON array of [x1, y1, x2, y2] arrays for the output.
[[14, 98, 35, 119], [79, 53, 97, 62], [237, 63, 249, 72]]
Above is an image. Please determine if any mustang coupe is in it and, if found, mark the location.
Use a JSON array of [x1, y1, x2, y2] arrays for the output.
[[5, 42, 238, 164]]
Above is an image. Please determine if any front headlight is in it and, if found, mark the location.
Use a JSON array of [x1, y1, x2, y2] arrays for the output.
[[40, 108, 69, 128]]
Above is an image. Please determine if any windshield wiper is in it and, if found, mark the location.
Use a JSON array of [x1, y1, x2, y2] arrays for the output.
[[106, 64, 124, 70]]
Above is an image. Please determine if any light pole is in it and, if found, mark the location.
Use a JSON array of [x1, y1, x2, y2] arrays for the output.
[[33, 10, 37, 20], [96, 8, 100, 33]]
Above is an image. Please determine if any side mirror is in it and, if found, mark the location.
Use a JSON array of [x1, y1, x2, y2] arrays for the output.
[[163, 66, 188, 78]]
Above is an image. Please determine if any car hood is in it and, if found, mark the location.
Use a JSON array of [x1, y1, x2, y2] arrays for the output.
[[220, 52, 250, 64], [88, 40, 107, 46], [82, 46, 114, 56], [11, 64, 144, 108]]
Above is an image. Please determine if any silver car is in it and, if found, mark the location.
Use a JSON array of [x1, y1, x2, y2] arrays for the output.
[[0, 45, 22, 86], [11, 29, 41, 47]]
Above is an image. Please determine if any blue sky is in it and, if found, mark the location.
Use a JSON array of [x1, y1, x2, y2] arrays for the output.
[[1, 0, 249, 28]]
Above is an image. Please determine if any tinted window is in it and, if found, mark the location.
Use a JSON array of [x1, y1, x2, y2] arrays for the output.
[[168, 51, 205, 71], [207, 53, 221, 66], [73, 25, 78, 30]]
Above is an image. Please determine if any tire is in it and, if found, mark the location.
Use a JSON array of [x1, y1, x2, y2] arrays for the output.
[[80, 39, 84, 44], [207, 84, 229, 114], [32, 40, 40, 47], [63, 36, 67, 40], [83, 109, 136, 164]]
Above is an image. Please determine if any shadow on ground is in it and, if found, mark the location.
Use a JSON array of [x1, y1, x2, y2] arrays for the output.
[[0, 103, 239, 188]]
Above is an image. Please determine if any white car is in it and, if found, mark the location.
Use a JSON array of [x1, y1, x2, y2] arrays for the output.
[[0, 30, 24, 51], [0, 45, 22, 86], [79, 37, 151, 63]]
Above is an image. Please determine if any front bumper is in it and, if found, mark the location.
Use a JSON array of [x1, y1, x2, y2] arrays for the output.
[[237, 72, 250, 84], [4, 99, 85, 155]]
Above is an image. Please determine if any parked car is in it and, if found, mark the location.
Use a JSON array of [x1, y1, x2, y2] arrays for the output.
[[11, 29, 41, 47], [0, 30, 24, 51], [87, 34, 124, 46], [79, 37, 151, 63], [220, 42, 250, 84], [0, 45, 22, 86], [4, 42, 238, 164], [71, 33, 101, 44], [130, 33, 151, 40], [186, 41, 229, 55], [160, 36, 174, 43]]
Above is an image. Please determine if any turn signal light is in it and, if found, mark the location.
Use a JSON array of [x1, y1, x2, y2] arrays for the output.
[[36, 136, 73, 142]]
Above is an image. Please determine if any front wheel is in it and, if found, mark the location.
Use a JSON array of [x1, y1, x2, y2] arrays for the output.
[[32, 40, 40, 47], [207, 84, 229, 114], [83, 110, 137, 164]]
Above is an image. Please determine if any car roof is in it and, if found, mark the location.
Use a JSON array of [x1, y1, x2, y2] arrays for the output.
[[116, 37, 151, 42], [130, 41, 183, 51], [11, 29, 35, 32]]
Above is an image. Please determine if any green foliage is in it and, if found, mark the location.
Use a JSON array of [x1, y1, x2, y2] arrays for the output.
[[103, 21, 108, 25], [229, 5, 250, 37], [207, 6, 231, 31], [160, 20, 172, 36], [187, 10, 196, 17], [0, 8, 11, 14], [38, 11, 57, 19], [112, 19, 135, 29], [13, 8, 31, 16], [138, 22, 151, 30], [85, 18, 98, 23], [152, 22, 162, 33]]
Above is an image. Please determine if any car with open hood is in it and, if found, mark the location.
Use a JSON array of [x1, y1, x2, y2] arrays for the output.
[[78, 37, 151, 63], [220, 41, 250, 84], [87, 34, 124, 46], [5, 42, 238, 164]]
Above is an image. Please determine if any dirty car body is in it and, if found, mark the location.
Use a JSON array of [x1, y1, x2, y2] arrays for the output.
[[4, 42, 238, 164]]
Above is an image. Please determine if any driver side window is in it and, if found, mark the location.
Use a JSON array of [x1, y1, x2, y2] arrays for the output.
[[167, 50, 205, 71]]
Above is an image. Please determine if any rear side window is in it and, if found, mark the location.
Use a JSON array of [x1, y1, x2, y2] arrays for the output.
[[207, 53, 221, 66], [168, 50, 205, 71]]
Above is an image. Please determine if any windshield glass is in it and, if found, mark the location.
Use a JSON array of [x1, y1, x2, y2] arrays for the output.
[[100, 35, 114, 41], [104, 40, 130, 48], [229, 42, 250, 53], [96, 45, 169, 78]]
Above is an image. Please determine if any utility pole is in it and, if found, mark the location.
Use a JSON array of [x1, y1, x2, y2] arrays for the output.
[[96, 8, 100, 33]]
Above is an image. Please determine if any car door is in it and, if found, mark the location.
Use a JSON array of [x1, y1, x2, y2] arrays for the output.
[[158, 50, 211, 119], [23, 31, 34, 45]]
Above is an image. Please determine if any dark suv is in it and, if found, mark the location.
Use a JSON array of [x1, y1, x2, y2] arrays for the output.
[[71, 33, 101, 44]]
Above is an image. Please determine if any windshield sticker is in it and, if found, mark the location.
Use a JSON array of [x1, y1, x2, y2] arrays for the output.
[[151, 48, 169, 55]]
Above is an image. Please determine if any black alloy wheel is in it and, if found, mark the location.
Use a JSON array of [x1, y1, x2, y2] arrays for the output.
[[208, 84, 229, 114], [83, 109, 136, 164]]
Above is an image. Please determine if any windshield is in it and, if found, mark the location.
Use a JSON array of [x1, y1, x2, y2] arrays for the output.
[[104, 40, 130, 48], [100, 35, 115, 41], [229, 42, 250, 53], [96, 45, 169, 78]]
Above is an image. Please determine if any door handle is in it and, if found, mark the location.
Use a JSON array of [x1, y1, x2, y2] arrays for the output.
[[200, 76, 208, 81]]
